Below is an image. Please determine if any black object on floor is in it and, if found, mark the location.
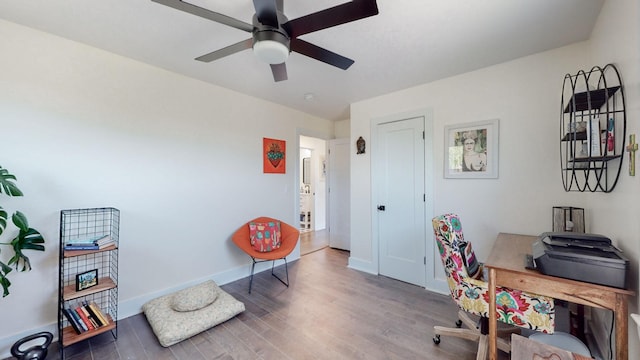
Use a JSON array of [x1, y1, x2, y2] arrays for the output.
[[11, 331, 53, 360]]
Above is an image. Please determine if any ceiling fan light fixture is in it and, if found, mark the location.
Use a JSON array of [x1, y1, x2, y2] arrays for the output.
[[154, 0, 380, 81], [253, 30, 290, 65], [253, 39, 289, 64]]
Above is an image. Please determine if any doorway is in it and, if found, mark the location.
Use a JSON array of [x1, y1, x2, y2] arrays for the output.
[[372, 109, 434, 288], [299, 136, 328, 255], [328, 138, 350, 250], [376, 117, 425, 286]]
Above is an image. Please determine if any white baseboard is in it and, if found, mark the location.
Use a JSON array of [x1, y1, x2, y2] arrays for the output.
[[0, 256, 298, 359], [0, 323, 59, 360], [346, 257, 451, 297], [118, 259, 285, 319], [425, 278, 449, 295], [347, 256, 378, 275]]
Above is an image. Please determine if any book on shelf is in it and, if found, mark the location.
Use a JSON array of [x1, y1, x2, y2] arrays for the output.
[[64, 239, 115, 251], [83, 301, 108, 327], [64, 244, 113, 251], [87, 301, 110, 326], [80, 302, 105, 328], [75, 305, 95, 330], [88, 316, 100, 329], [65, 234, 110, 246], [586, 116, 602, 157], [62, 308, 85, 334], [64, 235, 115, 247], [67, 307, 89, 332]]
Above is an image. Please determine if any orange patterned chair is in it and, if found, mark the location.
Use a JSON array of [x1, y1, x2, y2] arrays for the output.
[[231, 216, 300, 293]]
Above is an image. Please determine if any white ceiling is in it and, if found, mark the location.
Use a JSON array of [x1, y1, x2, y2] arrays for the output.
[[0, 0, 604, 121]]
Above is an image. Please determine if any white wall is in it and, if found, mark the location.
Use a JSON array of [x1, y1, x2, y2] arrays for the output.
[[350, 0, 639, 357], [0, 19, 333, 356], [2, 0, 638, 356], [334, 119, 350, 138], [350, 42, 591, 274], [584, 0, 640, 357]]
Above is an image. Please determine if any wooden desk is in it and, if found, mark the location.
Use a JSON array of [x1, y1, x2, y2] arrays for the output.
[[485, 233, 634, 360]]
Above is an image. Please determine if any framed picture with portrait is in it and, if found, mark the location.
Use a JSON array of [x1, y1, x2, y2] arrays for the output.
[[444, 119, 499, 179]]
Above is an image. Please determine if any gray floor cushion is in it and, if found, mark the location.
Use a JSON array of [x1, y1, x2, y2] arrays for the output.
[[142, 280, 245, 347]]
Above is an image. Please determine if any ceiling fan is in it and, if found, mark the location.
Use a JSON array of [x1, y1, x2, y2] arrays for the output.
[[151, 0, 379, 82]]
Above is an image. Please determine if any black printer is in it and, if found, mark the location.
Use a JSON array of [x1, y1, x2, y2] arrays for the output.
[[531, 232, 629, 289]]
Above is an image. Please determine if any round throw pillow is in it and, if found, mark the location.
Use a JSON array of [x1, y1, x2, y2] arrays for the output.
[[171, 280, 218, 312]]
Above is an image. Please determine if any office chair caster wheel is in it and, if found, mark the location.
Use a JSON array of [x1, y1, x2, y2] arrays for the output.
[[455, 319, 462, 328], [433, 334, 441, 345]]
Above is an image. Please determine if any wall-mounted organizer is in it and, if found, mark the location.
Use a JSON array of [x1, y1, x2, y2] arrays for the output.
[[57, 207, 119, 358], [560, 64, 626, 192]]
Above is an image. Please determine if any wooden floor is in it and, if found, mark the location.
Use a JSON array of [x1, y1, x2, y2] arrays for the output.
[[36, 248, 509, 360], [299, 229, 329, 255]]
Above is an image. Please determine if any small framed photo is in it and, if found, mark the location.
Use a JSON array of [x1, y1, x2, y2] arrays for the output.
[[76, 269, 98, 291], [444, 119, 499, 179]]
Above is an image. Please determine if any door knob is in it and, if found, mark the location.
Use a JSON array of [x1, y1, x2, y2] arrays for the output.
[[377, 205, 386, 211]]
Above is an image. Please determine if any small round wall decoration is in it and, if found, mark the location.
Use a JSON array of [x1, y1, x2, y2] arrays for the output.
[[356, 136, 366, 154]]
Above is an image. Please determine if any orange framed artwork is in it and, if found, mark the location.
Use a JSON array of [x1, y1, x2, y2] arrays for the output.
[[263, 138, 286, 174]]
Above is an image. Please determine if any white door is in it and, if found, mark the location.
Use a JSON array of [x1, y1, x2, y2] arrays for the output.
[[376, 116, 426, 287], [328, 138, 350, 250]]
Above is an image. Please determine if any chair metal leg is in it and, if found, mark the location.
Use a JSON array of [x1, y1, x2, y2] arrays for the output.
[[247, 257, 290, 294], [248, 258, 257, 294], [271, 257, 289, 287]]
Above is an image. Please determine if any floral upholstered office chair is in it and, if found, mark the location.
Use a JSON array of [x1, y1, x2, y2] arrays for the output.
[[432, 213, 555, 359]]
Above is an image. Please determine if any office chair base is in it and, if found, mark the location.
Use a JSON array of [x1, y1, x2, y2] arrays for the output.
[[433, 311, 516, 359]]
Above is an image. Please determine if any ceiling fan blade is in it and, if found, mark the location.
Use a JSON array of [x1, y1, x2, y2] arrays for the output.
[[270, 63, 288, 82], [152, 0, 253, 32], [195, 38, 253, 63], [284, 0, 378, 38], [253, 0, 279, 28], [291, 39, 354, 70]]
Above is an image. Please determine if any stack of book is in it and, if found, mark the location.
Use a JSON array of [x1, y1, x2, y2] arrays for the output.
[[62, 301, 110, 334], [64, 234, 115, 251]]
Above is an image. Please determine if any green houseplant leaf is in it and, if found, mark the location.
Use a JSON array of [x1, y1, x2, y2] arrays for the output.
[[11, 211, 29, 232], [0, 261, 12, 297], [0, 165, 45, 297], [8, 228, 45, 272], [0, 207, 7, 236], [0, 167, 23, 197]]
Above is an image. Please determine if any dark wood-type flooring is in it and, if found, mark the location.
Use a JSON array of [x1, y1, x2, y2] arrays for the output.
[[20, 248, 511, 360]]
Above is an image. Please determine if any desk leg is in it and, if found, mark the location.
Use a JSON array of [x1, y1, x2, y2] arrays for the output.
[[488, 268, 497, 360], [615, 293, 628, 360]]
